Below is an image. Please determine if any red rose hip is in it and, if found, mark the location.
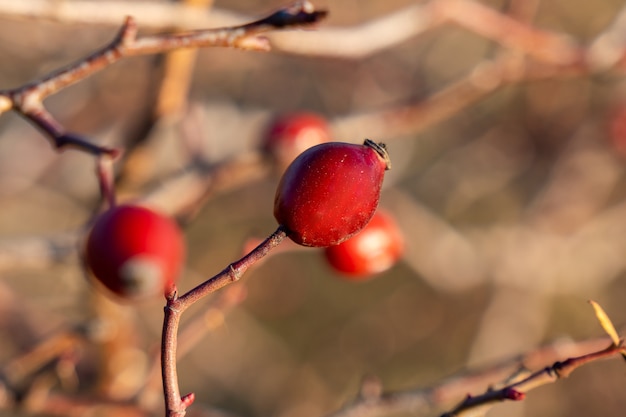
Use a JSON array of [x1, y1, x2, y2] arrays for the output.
[[263, 112, 330, 170], [324, 210, 404, 278], [85, 205, 185, 301], [274, 139, 391, 247]]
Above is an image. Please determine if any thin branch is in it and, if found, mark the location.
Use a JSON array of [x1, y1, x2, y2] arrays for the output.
[[160, 225, 288, 417], [0, 233, 79, 271], [153, 0, 215, 119], [0, 0, 594, 62], [0, 0, 428, 58], [269, 2, 443, 58], [332, 55, 515, 141], [1, 329, 85, 389], [138, 284, 246, 411], [6, 2, 324, 101], [14, 104, 120, 156], [439, 0, 580, 64], [0, 151, 270, 273], [323, 337, 622, 417], [161, 303, 185, 417], [441, 342, 625, 416], [331, 45, 593, 141], [137, 151, 271, 221], [173, 225, 288, 311], [0, 2, 327, 155]]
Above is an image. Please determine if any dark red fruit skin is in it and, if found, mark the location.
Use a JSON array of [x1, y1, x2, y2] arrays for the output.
[[274, 140, 391, 247], [263, 112, 330, 169], [324, 210, 404, 278], [85, 205, 185, 300]]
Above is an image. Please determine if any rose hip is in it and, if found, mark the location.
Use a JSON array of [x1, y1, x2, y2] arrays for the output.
[[263, 112, 330, 170], [324, 210, 404, 278], [274, 139, 391, 247], [85, 205, 185, 301]]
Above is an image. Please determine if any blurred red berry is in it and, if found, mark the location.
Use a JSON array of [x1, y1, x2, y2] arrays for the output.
[[324, 210, 404, 278], [263, 112, 330, 170], [85, 205, 185, 301], [274, 139, 391, 247]]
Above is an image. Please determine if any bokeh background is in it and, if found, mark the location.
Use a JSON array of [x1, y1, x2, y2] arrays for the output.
[[1, 0, 626, 416]]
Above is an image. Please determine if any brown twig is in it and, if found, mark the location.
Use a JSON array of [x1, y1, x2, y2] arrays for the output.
[[0, 233, 79, 272], [1, 329, 85, 390], [0, 1, 327, 155], [438, 0, 580, 64], [0, 0, 605, 63], [117, 0, 215, 190], [138, 284, 246, 411], [441, 342, 625, 416], [0, 150, 271, 273], [160, 225, 288, 417], [154, 0, 214, 119], [321, 337, 623, 417]]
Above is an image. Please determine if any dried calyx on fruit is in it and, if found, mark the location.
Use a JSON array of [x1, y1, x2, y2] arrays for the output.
[[274, 139, 391, 247], [85, 205, 185, 301]]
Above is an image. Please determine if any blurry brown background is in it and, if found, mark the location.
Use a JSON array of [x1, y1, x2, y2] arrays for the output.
[[1, 0, 626, 416]]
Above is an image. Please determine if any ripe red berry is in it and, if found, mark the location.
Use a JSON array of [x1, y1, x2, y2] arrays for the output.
[[263, 112, 330, 170], [85, 205, 185, 301], [323, 210, 404, 278], [274, 139, 391, 247]]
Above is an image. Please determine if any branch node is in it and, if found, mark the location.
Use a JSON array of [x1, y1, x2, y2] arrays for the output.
[[234, 36, 271, 51], [165, 304, 181, 315], [551, 362, 564, 378], [181, 392, 195, 408], [503, 388, 525, 401], [228, 264, 241, 282], [262, 2, 328, 29], [120, 16, 139, 47]]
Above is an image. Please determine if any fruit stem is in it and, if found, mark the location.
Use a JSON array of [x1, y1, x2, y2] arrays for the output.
[[364, 139, 391, 170]]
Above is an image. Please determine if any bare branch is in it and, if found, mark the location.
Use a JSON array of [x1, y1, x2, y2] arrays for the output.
[[439, 0, 580, 64], [160, 226, 287, 416], [0, 2, 326, 155], [324, 337, 623, 417], [442, 342, 625, 416], [0, 233, 79, 271], [175, 225, 288, 311]]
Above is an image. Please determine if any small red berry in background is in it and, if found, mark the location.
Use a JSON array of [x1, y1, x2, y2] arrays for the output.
[[274, 139, 391, 247], [263, 112, 330, 170], [323, 210, 404, 278], [85, 205, 185, 301]]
